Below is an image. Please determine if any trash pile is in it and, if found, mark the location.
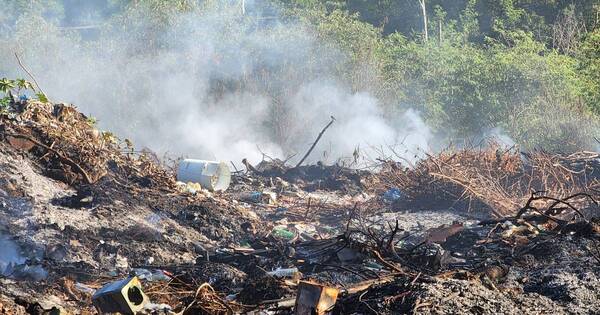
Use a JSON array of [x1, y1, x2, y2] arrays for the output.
[[1, 100, 600, 314]]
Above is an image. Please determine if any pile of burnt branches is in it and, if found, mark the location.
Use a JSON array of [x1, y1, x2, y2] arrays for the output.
[[481, 191, 600, 235], [373, 143, 600, 217], [334, 191, 600, 289]]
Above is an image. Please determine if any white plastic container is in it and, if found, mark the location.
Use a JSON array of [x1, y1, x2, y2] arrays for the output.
[[177, 159, 231, 192]]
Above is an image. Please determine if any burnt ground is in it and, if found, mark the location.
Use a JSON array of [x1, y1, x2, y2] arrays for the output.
[[0, 102, 600, 314]]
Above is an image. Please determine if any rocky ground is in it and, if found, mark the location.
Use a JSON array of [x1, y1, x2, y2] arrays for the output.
[[1, 101, 600, 314]]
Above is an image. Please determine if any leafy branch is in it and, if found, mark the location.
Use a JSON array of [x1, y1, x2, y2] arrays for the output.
[[0, 77, 48, 111]]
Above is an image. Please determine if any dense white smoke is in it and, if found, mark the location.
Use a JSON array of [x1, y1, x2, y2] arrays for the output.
[[0, 2, 432, 166], [288, 83, 431, 164]]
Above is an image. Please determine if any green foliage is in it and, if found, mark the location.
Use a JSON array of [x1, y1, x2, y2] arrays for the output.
[[86, 116, 98, 126], [0, 78, 16, 93], [0, 97, 10, 110], [36, 92, 48, 103], [0, 77, 46, 105], [15, 78, 33, 91], [0, 0, 598, 152], [0, 78, 14, 111], [0, 77, 36, 96], [377, 26, 597, 150], [297, 8, 385, 92], [579, 29, 600, 113]]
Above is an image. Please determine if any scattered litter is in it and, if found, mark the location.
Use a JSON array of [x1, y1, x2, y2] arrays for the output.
[[133, 268, 171, 282], [245, 191, 263, 203], [274, 206, 288, 217], [74, 282, 96, 295], [143, 302, 172, 313], [1, 101, 600, 314], [272, 227, 295, 240], [365, 262, 384, 271], [383, 187, 402, 203], [177, 159, 231, 192], [426, 222, 464, 243], [267, 267, 300, 278], [336, 247, 361, 263], [177, 181, 202, 194], [244, 191, 277, 204], [92, 277, 148, 314], [263, 191, 278, 204], [295, 281, 339, 315]]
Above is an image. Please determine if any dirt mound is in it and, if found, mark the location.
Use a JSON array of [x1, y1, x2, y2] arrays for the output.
[[0, 100, 261, 312]]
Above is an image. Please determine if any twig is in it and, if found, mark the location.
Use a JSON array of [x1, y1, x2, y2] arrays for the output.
[[183, 283, 234, 314], [304, 196, 312, 220], [516, 192, 587, 222], [430, 172, 506, 217], [385, 220, 401, 251], [282, 152, 297, 165], [14, 53, 46, 97], [544, 192, 597, 216], [370, 249, 403, 273], [230, 161, 239, 173], [256, 144, 278, 162], [5, 133, 94, 184], [359, 290, 379, 314], [345, 202, 359, 234], [295, 116, 335, 168], [242, 158, 259, 174]]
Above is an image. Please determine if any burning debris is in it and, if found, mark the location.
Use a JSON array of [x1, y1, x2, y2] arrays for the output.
[[1, 100, 600, 314]]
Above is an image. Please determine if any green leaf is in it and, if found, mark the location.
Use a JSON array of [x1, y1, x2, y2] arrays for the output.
[[86, 116, 98, 126], [15, 78, 34, 91], [36, 92, 49, 103], [0, 96, 10, 109], [0, 78, 16, 93]]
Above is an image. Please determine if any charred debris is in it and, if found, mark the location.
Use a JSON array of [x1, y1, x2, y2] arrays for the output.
[[1, 100, 600, 314]]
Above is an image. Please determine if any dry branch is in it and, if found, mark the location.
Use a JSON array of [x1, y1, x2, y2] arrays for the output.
[[295, 116, 335, 168]]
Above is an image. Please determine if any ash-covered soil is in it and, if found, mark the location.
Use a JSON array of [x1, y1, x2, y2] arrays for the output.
[[1, 101, 600, 314], [417, 235, 600, 314]]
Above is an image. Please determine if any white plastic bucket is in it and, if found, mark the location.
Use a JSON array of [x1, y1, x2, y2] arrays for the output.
[[177, 159, 231, 192]]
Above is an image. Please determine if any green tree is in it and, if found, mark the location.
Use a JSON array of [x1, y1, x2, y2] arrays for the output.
[[579, 29, 600, 113]]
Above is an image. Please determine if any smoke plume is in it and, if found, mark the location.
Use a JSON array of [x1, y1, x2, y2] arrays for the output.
[[0, 2, 432, 166]]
